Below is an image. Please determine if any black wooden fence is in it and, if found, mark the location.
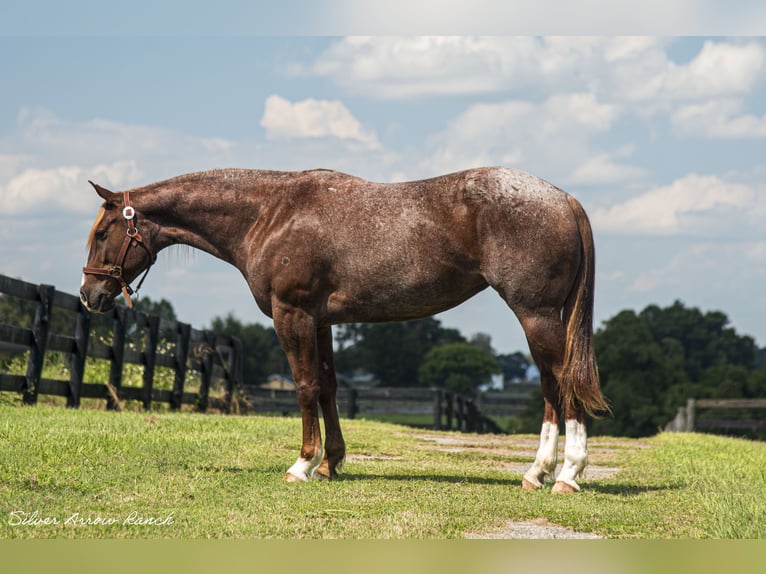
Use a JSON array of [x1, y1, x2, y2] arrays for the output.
[[1, 273, 534, 433], [246, 385, 510, 433], [0, 274, 242, 412]]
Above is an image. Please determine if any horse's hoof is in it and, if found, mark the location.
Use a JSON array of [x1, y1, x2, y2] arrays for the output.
[[314, 461, 338, 481], [521, 478, 542, 491], [284, 472, 307, 483], [551, 481, 578, 494]]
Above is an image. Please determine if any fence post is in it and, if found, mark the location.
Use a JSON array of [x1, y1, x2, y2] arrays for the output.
[[171, 322, 191, 410], [346, 387, 358, 419], [433, 389, 443, 430], [141, 313, 160, 410], [106, 306, 128, 410], [224, 336, 243, 414], [460, 395, 469, 431], [685, 398, 696, 432], [445, 392, 454, 430], [197, 330, 216, 413], [466, 399, 478, 433], [23, 284, 55, 405], [67, 299, 91, 408]]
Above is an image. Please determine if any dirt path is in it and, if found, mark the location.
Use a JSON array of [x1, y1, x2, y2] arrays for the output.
[[466, 518, 603, 539], [405, 431, 647, 539]]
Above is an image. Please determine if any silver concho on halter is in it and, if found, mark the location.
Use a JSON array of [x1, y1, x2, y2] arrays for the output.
[[122, 206, 135, 220]]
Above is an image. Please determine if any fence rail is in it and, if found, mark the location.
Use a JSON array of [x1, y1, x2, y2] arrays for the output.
[[0, 274, 243, 412], [245, 385, 503, 433], [665, 398, 766, 433]]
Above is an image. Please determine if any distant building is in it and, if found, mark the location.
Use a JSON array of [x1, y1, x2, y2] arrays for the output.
[[260, 374, 294, 391]]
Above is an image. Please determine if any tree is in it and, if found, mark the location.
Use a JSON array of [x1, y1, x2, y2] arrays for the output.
[[469, 332, 494, 355], [496, 351, 531, 382], [418, 342, 500, 396], [132, 296, 177, 320], [334, 318, 465, 386], [590, 300, 766, 438], [208, 313, 286, 386]]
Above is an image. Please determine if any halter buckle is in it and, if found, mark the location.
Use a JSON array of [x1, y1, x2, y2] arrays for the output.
[[122, 206, 135, 220]]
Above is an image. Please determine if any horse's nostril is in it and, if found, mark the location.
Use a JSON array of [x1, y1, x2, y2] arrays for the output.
[[79, 289, 89, 307]]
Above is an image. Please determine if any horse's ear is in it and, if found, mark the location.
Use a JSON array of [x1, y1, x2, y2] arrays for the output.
[[89, 180, 116, 203]]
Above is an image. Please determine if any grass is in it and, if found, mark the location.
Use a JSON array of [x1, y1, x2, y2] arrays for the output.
[[0, 403, 765, 539]]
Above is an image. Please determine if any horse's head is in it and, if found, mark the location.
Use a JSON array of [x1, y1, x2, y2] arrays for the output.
[[80, 182, 156, 313]]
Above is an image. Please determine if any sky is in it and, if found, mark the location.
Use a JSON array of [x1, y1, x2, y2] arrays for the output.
[[2, 4, 766, 355]]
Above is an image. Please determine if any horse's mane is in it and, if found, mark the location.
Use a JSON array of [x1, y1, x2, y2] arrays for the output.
[[86, 206, 106, 250]]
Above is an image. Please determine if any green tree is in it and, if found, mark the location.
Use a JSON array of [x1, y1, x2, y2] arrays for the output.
[[418, 342, 500, 396], [590, 300, 765, 438], [132, 296, 177, 320], [496, 351, 531, 382], [334, 318, 465, 386], [208, 313, 286, 386]]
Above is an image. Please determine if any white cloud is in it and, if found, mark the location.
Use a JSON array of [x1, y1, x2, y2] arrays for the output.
[[423, 92, 619, 178], [0, 108, 239, 215], [592, 174, 757, 235], [570, 149, 646, 186], [671, 98, 766, 139], [10, 107, 234, 169], [673, 40, 766, 98], [260, 94, 380, 150], [301, 37, 766, 105], [302, 37, 546, 99], [0, 161, 141, 215]]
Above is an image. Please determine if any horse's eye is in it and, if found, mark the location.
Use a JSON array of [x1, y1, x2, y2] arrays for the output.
[[94, 230, 107, 241]]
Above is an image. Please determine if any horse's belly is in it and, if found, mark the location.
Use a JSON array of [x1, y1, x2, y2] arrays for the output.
[[324, 271, 488, 324]]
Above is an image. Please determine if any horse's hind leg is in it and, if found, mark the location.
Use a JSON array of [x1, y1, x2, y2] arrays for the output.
[[551, 405, 588, 494], [518, 309, 590, 492], [517, 310, 565, 490], [314, 326, 346, 479]]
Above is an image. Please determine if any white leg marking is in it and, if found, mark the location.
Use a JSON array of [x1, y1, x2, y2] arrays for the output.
[[523, 421, 559, 488], [286, 446, 324, 482], [555, 419, 588, 491]]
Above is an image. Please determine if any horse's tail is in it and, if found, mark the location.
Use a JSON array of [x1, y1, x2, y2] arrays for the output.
[[561, 194, 610, 418]]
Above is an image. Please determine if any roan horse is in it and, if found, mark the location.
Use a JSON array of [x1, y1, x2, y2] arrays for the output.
[[80, 166, 609, 493]]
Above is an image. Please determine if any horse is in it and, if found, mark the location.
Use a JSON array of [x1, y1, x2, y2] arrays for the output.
[[80, 166, 609, 493]]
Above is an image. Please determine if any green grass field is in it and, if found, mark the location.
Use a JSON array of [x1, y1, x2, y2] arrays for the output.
[[1, 404, 765, 539]]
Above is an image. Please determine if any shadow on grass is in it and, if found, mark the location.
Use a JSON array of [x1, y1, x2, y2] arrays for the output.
[[339, 472, 521, 486], [584, 482, 680, 496], [195, 465, 679, 497], [339, 473, 679, 497]]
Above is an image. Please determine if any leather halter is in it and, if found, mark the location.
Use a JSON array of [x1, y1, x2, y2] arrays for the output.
[[82, 191, 156, 309]]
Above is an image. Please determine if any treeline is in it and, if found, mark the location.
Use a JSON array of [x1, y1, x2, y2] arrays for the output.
[[589, 301, 766, 438], [2, 290, 765, 438], [209, 313, 525, 396]]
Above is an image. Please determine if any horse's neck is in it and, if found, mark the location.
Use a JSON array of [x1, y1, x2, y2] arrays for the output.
[[142, 179, 259, 267]]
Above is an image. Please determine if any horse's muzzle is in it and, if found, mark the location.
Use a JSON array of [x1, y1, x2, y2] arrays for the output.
[[80, 286, 116, 313]]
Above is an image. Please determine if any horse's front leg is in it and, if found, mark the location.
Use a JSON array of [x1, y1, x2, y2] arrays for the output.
[[273, 303, 324, 482]]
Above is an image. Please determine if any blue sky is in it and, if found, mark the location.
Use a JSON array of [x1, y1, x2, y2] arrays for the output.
[[2, 5, 766, 354]]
